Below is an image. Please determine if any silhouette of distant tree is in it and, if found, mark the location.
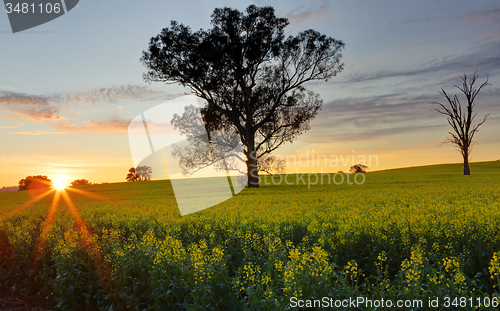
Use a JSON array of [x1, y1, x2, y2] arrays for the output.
[[0, 186, 17, 193], [126, 167, 140, 181], [18, 175, 52, 191], [70, 179, 92, 187], [431, 72, 490, 175], [349, 164, 368, 173], [126, 166, 152, 181]]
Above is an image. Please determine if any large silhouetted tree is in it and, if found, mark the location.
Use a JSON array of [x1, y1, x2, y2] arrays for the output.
[[432, 73, 490, 175], [141, 5, 344, 187]]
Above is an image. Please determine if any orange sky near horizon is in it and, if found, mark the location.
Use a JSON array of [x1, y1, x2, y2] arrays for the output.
[[1, 1, 499, 188]]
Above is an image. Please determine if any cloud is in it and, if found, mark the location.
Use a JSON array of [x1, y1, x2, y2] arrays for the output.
[[463, 9, 500, 37], [0, 125, 19, 128], [0, 91, 59, 120], [317, 93, 438, 127], [397, 8, 499, 28], [305, 86, 500, 144], [307, 124, 444, 144], [55, 85, 168, 105], [285, 3, 331, 26], [341, 41, 500, 84], [53, 117, 130, 134], [0, 85, 170, 121], [438, 9, 500, 37], [14, 131, 64, 135], [462, 9, 500, 25]]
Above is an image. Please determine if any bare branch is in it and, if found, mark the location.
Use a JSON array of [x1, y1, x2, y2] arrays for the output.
[[430, 72, 490, 175]]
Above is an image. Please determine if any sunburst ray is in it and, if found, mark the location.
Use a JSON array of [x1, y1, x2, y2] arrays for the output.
[[30, 190, 61, 276], [0, 189, 55, 222]]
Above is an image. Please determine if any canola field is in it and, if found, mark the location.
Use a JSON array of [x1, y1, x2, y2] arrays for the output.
[[1, 161, 500, 310]]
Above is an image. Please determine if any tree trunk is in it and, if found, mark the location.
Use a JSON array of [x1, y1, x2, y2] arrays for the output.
[[463, 154, 470, 175], [246, 149, 259, 188]]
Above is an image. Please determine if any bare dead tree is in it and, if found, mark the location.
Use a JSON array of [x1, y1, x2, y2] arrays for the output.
[[431, 72, 490, 175]]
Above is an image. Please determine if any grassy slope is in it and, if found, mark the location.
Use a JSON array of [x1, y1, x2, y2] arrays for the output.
[[1, 160, 499, 220], [0, 161, 499, 308]]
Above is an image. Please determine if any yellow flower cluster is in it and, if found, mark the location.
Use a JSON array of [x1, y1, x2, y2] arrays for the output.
[[284, 246, 332, 297], [489, 252, 500, 282], [442, 256, 460, 274], [343, 260, 359, 283], [401, 248, 424, 289]]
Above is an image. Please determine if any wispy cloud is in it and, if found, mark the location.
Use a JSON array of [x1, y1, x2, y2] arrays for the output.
[[285, 3, 332, 26], [341, 41, 500, 84], [306, 86, 499, 144], [0, 125, 19, 128], [0, 91, 59, 120], [0, 85, 169, 121], [53, 117, 130, 134], [463, 8, 500, 37], [439, 8, 500, 37], [54, 85, 167, 105], [396, 8, 499, 27], [461, 9, 500, 25], [317, 93, 437, 127]]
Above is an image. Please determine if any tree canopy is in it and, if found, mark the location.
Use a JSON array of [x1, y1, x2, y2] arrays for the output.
[[18, 175, 52, 191], [349, 164, 368, 174], [70, 179, 92, 187], [126, 166, 153, 182], [141, 4, 344, 187]]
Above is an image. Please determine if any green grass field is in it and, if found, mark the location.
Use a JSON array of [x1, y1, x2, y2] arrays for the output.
[[1, 161, 500, 310]]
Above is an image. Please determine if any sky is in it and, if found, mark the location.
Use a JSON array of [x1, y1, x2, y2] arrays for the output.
[[0, 0, 499, 188]]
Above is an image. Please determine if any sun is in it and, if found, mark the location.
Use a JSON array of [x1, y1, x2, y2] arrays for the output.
[[53, 178, 68, 190]]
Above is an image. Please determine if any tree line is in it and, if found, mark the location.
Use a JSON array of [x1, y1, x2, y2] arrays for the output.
[[17, 176, 93, 191]]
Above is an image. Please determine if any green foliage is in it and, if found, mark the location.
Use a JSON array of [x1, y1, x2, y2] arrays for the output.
[[0, 161, 499, 310]]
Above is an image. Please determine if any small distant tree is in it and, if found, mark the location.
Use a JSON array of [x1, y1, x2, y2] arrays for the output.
[[126, 166, 152, 181], [431, 72, 490, 175], [70, 179, 92, 187], [257, 155, 286, 176], [349, 164, 368, 173], [18, 175, 52, 191], [126, 168, 140, 181]]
